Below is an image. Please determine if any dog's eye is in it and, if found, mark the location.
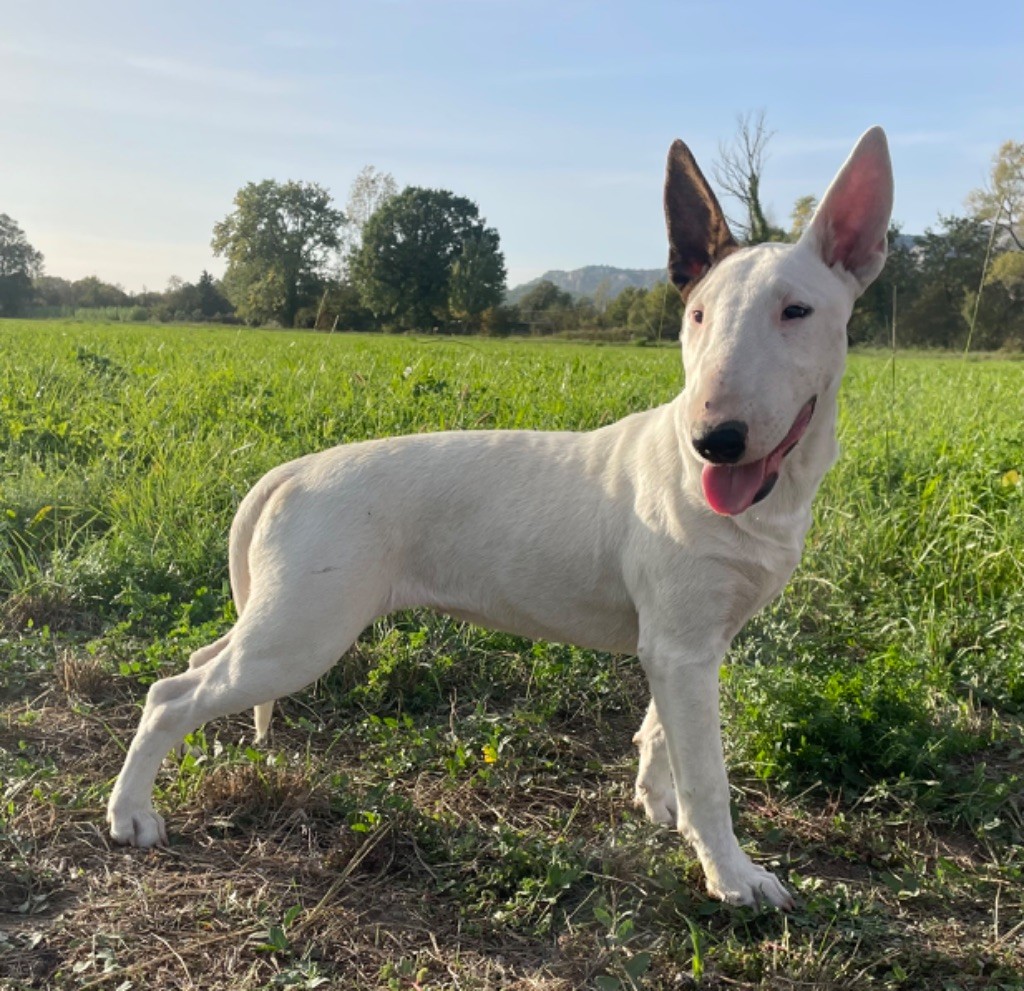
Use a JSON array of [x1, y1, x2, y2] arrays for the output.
[[691, 309, 704, 325], [782, 304, 812, 321]]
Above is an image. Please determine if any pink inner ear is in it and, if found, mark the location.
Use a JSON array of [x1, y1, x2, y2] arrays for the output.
[[687, 260, 707, 278], [829, 220, 866, 269], [824, 169, 884, 269], [810, 129, 893, 282]]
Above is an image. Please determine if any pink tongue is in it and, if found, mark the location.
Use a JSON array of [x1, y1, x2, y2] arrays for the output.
[[700, 399, 816, 516], [702, 459, 769, 516]]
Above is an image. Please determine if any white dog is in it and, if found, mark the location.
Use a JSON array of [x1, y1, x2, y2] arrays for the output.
[[109, 128, 893, 909]]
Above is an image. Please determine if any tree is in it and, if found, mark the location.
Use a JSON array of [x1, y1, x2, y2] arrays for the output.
[[517, 280, 574, 334], [986, 250, 1024, 299], [961, 140, 1024, 349], [603, 285, 646, 329], [157, 271, 234, 322], [518, 280, 572, 315], [212, 180, 346, 327], [712, 110, 786, 244], [899, 215, 993, 348], [314, 279, 375, 331], [0, 214, 44, 316], [789, 195, 818, 241], [351, 186, 505, 330], [343, 166, 398, 264], [448, 229, 506, 330], [627, 281, 682, 340], [846, 224, 920, 345], [967, 140, 1024, 251], [71, 276, 129, 309], [196, 271, 232, 318], [478, 303, 523, 337], [33, 275, 74, 309]]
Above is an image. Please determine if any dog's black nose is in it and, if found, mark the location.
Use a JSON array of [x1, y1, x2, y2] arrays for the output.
[[693, 421, 747, 464]]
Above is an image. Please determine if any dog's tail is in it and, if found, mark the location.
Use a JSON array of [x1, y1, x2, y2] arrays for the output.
[[228, 462, 302, 742]]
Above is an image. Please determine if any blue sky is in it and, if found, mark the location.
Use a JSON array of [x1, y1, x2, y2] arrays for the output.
[[4, 0, 1021, 291]]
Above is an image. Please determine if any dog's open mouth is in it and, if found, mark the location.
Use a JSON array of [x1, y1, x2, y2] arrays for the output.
[[701, 397, 817, 516]]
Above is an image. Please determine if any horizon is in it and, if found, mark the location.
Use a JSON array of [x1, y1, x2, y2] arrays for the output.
[[5, 0, 1022, 293]]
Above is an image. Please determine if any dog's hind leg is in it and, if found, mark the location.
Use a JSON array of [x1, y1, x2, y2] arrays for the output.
[[632, 699, 677, 826], [253, 701, 274, 741], [171, 633, 235, 756], [108, 595, 374, 849], [223, 464, 297, 742], [186, 632, 232, 671]]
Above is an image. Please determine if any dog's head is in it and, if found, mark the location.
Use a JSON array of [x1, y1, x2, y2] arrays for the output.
[[665, 127, 893, 516]]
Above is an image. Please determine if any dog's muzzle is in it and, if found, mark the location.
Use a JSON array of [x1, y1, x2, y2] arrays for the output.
[[699, 397, 817, 516]]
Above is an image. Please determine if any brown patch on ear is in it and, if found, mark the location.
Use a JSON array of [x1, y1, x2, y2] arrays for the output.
[[665, 139, 738, 297], [675, 243, 740, 302]]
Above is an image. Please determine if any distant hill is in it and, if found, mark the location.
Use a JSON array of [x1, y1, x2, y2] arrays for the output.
[[508, 265, 667, 304]]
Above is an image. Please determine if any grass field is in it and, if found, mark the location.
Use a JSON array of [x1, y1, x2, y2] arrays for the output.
[[1, 320, 1022, 990]]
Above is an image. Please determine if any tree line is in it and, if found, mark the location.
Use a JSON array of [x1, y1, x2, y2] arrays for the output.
[[516, 123, 1024, 350], [1, 121, 1021, 349]]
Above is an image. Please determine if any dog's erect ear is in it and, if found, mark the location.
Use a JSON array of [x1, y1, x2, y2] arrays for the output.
[[664, 140, 738, 298], [803, 126, 894, 294]]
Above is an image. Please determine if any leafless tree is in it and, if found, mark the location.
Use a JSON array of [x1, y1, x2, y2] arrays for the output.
[[712, 110, 784, 244], [343, 166, 398, 266]]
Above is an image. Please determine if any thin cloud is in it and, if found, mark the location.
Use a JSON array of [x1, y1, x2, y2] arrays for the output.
[[776, 130, 956, 158], [261, 30, 339, 52], [888, 130, 957, 148], [510, 65, 636, 83], [123, 55, 297, 97]]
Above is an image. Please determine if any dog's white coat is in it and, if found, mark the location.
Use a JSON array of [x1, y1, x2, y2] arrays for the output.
[[108, 129, 893, 909]]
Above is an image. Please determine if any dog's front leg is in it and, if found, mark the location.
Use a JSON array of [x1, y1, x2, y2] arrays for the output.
[[640, 644, 793, 910]]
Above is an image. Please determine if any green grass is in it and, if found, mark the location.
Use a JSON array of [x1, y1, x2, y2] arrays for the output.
[[1, 320, 1022, 990]]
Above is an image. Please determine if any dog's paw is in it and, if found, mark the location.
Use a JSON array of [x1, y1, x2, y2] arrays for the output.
[[634, 782, 678, 826], [706, 858, 794, 911], [108, 805, 168, 849]]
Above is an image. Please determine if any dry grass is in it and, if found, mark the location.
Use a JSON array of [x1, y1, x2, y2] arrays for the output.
[[2, 644, 1022, 991], [1, 656, 632, 990]]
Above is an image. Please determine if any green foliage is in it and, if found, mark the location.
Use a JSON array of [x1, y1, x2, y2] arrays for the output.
[[724, 646, 970, 788], [966, 138, 1024, 251], [849, 216, 1024, 350], [309, 278, 374, 331], [448, 229, 507, 330], [987, 249, 1024, 293], [516, 280, 577, 335], [527, 279, 681, 343], [28, 273, 236, 324], [625, 281, 681, 341], [518, 279, 573, 317], [0, 213, 44, 316], [62, 275, 129, 309], [350, 186, 505, 331], [156, 271, 233, 322], [789, 194, 818, 240], [212, 180, 346, 327]]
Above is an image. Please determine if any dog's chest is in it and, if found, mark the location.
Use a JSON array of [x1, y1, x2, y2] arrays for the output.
[[715, 527, 806, 637]]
